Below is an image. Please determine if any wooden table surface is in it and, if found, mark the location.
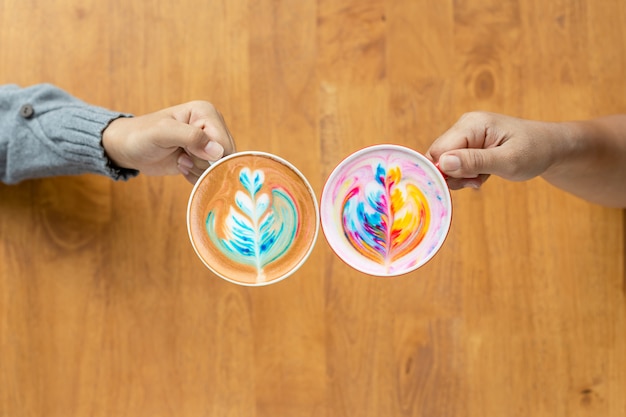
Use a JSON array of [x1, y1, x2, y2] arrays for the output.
[[1, 0, 625, 416]]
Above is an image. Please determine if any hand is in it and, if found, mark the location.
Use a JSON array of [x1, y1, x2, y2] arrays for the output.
[[426, 112, 563, 190], [102, 101, 236, 184]]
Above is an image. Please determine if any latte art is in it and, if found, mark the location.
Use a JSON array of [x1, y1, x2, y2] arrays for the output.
[[205, 167, 299, 282], [188, 152, 319, 286]]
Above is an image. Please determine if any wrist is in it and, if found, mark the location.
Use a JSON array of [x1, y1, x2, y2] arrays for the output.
[[102, 116, 134, 170], [540, 121, 589, 179]]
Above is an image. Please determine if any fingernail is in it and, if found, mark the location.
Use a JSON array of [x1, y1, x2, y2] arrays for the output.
[[177, 164, 190, 176], [204, 141, 224, 160], [440, 155, 461, 172], [177, 154, 194, 169]]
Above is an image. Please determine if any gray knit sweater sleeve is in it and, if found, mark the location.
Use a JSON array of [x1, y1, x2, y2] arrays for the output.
[[0, 83, 139, 184]]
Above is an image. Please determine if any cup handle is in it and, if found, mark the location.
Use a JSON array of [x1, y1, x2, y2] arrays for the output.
[[435, 162, 449, 180]]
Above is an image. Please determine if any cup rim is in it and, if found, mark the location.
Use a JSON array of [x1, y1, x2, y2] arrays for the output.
[[187, 151, 320, 286], [320, 143, 452, 277]]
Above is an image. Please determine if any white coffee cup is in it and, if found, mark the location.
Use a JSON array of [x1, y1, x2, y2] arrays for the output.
[[320, 144, 452, 276], [187, 151, 319, 286]]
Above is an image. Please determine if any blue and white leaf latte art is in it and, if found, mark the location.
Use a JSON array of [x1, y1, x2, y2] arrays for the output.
[[206, 168, 299, 283]]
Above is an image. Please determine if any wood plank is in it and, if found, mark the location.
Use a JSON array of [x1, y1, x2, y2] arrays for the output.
[[0, 0, 624, 416]]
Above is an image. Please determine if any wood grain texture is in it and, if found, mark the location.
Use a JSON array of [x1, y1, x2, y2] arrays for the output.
[[1, 0, 624, 416]]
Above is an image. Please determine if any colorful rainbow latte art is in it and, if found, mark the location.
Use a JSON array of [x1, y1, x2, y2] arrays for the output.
[[322, 148, 450, 275], [205, 167, 299, 283]]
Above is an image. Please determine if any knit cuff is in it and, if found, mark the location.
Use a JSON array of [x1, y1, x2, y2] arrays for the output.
[[1, 83, 140, 183], [99, 115, 141, 181], [37, 107, 140, 181]]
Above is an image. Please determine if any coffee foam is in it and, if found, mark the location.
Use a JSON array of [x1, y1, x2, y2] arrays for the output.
[[188, 152, 319, 285]]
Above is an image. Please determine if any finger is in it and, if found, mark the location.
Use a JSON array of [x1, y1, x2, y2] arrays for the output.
[[186, 152, 211, 172], [177, 152, 208, 178], [193, 107, 236, 155], [177, 152, 194, 172], [173, 102, 236, 157], [188, 165, 208, 178], [178, 167, 201, 184], [427, 112, 510, 162], [438, 147, 510, 179], [428, 124, 481, 162], [177, 151, 202, 177], [152, 118, 227, 162], [191, 116, 235, 157], [215, 110, 237, 155], [151, 118, 209, 150], [446, 174, 489, 190]]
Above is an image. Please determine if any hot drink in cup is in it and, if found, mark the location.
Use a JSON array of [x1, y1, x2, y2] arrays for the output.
[[320, 144, 452, 276], [188, 152, 319, 286]]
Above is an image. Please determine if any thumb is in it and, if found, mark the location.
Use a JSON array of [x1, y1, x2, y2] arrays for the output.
[[438, 147, 506, 179], [155, 119, 225, 162]]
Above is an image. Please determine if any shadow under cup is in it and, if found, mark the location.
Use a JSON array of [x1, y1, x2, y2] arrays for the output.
[[187, 152, 319, 286]]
